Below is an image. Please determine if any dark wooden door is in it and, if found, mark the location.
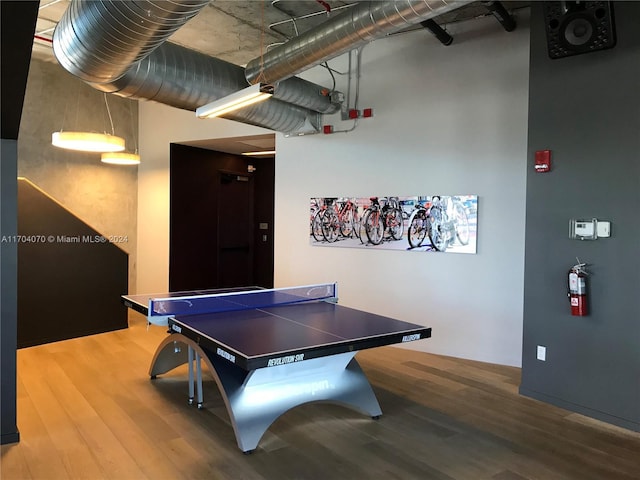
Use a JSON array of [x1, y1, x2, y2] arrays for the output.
[[217, 172, 253, 287]]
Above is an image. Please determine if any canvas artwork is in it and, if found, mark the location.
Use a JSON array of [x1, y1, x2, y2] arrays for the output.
[[310, 195, 478, 254]]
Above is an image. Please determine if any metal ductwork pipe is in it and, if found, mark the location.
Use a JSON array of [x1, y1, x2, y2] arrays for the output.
[[91, 42, 322, 133], [53, 0, 209, 84], [273, 76, 339, 115], [245, 0, 472, 85], [52, 0, 333, 133]]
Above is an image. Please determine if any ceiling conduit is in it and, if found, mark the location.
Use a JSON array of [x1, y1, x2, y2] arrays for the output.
[[245, 0, 472, 85], [52, 0, 334, 133]]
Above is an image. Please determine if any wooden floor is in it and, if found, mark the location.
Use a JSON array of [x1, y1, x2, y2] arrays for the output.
[[2, 316, 639, 480]]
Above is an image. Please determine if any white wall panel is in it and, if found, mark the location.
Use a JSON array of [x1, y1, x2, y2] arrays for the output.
[[275, 12, 530, 366]]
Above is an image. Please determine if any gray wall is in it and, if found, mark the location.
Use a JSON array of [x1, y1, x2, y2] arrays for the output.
[[1, 140, 20, 444], [521, 2, 640, 431], [18, 59, 138, 292], [1, 0, 38, 445]]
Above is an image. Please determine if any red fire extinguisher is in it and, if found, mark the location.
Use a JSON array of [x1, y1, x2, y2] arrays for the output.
[[568, 261, 588, 316]]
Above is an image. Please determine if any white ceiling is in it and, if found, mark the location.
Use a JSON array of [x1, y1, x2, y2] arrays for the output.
[[181, 133, 276, 156]]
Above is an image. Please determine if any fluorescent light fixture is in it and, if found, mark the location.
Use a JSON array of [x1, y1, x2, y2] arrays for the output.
[[196, 84, 274, 119], [101, 152, 141, 165], [241, 150, 276, 156], [52, 131, 125, 152]]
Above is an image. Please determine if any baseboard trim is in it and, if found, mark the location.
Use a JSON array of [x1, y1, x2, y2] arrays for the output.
[[1, 430, 20, 445], [519, 387, 640, 433]]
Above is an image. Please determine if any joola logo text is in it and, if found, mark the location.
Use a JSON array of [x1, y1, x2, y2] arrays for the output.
[[216, 348, 236, 363], [402, 334, 421, 342]]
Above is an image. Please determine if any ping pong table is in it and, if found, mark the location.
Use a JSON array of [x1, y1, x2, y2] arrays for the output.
[[122, 283, 431, 453]]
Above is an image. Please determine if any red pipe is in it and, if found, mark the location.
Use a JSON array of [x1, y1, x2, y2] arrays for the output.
[[34, 35, 53, 43], [315, 0, 331, 13]]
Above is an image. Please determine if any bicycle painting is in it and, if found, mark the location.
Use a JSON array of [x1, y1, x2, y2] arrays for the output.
[[310, 195, 478, 254]]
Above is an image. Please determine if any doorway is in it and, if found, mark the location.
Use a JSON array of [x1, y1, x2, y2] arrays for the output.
[[169, 143, 274, 291]]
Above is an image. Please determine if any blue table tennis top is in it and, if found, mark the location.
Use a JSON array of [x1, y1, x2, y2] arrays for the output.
[[170, 300, 431, 370]]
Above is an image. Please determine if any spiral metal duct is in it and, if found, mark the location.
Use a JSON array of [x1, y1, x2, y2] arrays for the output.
[[91, 42, 322, 133], [53, 0, 209, 84], [52, 0, 471, 133], [245, 0, 471, 84], [52, 0, 332, 133]]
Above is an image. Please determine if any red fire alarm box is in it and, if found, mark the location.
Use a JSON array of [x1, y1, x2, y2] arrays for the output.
[[535, 150, 551, 173]]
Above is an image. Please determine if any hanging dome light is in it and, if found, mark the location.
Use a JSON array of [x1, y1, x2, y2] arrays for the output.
[[52, 93, 128, 153]]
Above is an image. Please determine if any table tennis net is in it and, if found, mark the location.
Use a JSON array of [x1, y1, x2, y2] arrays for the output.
[[150, 283, 337, 317]]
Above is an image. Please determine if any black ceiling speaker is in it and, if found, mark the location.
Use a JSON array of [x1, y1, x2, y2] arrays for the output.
[[543, 1, 616, 59]]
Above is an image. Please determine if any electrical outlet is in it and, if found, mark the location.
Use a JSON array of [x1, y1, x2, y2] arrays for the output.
[[537, 345, 546, 361]]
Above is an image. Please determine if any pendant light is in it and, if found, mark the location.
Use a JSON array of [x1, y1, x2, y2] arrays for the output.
[[101, 99, 140, 165], [52, 93, 126, 153]]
